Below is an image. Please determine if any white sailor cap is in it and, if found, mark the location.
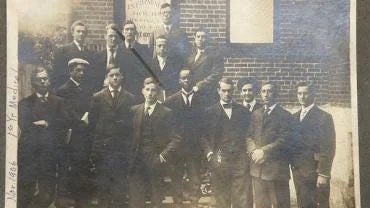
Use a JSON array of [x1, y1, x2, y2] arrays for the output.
[[67, 58, 90, 68]]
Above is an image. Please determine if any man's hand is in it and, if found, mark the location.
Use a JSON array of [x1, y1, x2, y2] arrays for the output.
[[33, 120, 48, 127], [316, 175, 329, 187], [193, 86, 199, 93], [251, 149, 265, 164]]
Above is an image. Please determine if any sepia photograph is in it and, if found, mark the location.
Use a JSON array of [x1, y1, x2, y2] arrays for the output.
[[6, 0, 358, 207]]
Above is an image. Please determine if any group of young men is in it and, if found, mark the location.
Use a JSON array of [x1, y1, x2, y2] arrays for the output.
[[18, 2, 336, 208]]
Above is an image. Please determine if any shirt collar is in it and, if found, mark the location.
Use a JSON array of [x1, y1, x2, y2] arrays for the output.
[[70, 77, 80, 86], [36, 92, 49, 98], [220, 100, 232, 106], [125, 40, 135, 48], [108, 85, 122, 93], [144, 102, 157, 110], [301, 103, 315, 113], [243, 99, 256, 107], [74, 40, 84, 50], [197, 48, 206, 53], [181, 88, 194, 95], [157, 55, 167, 62], [265, 103, 277, 114], [107, 45, 118, 52]]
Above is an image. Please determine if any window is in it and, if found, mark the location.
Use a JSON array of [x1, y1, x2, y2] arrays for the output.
[[228, 0, 274, 44]]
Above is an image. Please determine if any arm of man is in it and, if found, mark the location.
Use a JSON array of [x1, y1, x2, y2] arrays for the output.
[[160, 110, 182, 162], [195, 53, 224, 93], [317, 113, 336, 178]]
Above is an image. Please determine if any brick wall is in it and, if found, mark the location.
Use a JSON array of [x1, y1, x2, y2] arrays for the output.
[[71, 0, 114, 48], [69, 0, 350, 106]]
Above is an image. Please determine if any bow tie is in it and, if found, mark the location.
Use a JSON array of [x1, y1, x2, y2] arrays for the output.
[[222, 103, 232, 109]]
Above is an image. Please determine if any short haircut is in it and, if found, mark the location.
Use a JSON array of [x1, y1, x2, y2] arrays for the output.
[[261, 81, 279, 93], [179, 67, 192, 77], [296, 81, 316, 94], [218, 77, 234, 88], [160, 2, 171, 10], [237, 77, 259, 92], [106, 65, 123, 75], [31, 65, 48, 84], [105, 23, 119, 32], [123, 19, 137, 31], [143, 77, 159, 87], [71, 20, 87, 33], [194, 27, 209, 37]]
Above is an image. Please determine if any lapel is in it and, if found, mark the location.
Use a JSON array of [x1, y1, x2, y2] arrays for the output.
[[300, 105, 318, 125], [152, 57, 162, 74], [149, 103, 162, 125], [215, 102, 229, 120], [102, 88, 114, 107], [133, 103, 145, 145], [262, 104, 278, 127]]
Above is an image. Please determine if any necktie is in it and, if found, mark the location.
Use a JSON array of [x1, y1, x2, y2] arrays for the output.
[[263, 106, 270, 120], [195, 50, 203, 62], [300, 109, 307, 122], [182, 92, 194, 107], [144, 106, 151, 117], [245, 103, 251, 111], [108, 48, 116, 67], [112, 90, 118, 98]]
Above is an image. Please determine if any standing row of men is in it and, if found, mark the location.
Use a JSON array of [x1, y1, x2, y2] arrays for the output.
[[18, 2, 336, 208]]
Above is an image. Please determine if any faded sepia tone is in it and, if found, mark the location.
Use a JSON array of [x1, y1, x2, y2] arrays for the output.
[[6, 0, 357, 208]]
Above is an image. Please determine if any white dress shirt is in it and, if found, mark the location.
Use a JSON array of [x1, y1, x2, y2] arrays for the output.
[[157, 56, 167, 71], [108, 85, 122, 98], [220, 100, 232, 119], [74, 40, 84, 51], [106, 46, 118, 67], [265, 103, 277, 115], [70, 77, 80, 87], [181, 89, 194, 106], [195, 48, 205, 62], [300, 103, 315, 121], [164, 24, 172, 33], [144, 102, 157, 116], [243, 99, 257, 112]]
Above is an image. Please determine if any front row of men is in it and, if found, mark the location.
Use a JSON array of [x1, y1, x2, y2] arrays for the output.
[[18, 62, 336, 208]]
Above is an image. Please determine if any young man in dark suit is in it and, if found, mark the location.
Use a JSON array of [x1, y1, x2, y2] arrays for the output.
[[237, 77, 262, 112], [121, 20, 151, 96], [187, 28, 224, 106], [128, 77, 182, 208], [201, 78, 252, 208], [18, 66, 69, 208], [246, 81, 294, 208], [88, 66, 137, 208], [91, 23, 126, 91], [52, 20, 92, 90], [149, 3, 191, 61], [55, 58, 92, 208], [151, 35, 183, 100], [291, 82, 336, 208], [165, 68, 207, 207]]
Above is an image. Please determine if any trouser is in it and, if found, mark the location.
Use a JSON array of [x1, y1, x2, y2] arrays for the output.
[[128, 159, 165, 208], [252, 177, 290, 208], [211, 155, 251, 208], [18, 143, 56, 208], [90, 149, 129, 208], [292, 170, 330, 208], [56, 132, 91, 208]]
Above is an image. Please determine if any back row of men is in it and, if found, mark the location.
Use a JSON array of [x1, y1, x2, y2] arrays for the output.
[[19, 66, 335, 208], [51, 3, 221, 101], [18, 3, 335, 208]]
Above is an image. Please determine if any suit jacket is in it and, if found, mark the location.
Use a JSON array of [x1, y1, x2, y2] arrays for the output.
[[52, 42, 92, 90], [187, 48, 224, 105], [151, 56, 183, 96], [89, 87, 136, 154], [165, 91, 207, 154], [91, 46, 126, 92], [291, 105, 336, 177], [130, 103, 182, 168], [201, 102, 251, 159], [56, 79, 91, 129], [121, 42, 152, 96], [246, 105, 294, 181], [19, 93, 69, 151], [149, 24, 191, 60]]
